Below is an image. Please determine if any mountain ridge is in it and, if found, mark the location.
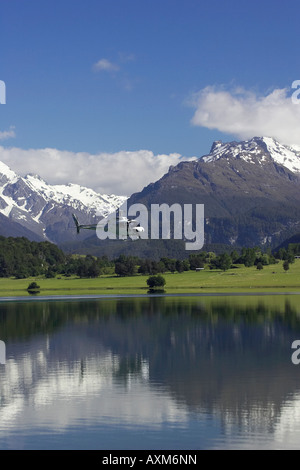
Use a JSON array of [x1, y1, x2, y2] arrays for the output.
[[202, 136, 300, 173], [0, 160, 127, 244], [1, 136, 300, 255]]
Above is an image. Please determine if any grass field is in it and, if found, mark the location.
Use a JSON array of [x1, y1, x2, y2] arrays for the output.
[[0, 260, 300, 297]]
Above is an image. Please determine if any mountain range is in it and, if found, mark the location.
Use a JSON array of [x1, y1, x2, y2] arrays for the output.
[[127, 136, 300, 249], [0, 160, 127, 244], [1, 136, 300, 256]]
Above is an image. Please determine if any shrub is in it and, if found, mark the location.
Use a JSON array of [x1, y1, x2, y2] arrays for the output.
[[27, 282, 41, 295], [283, 260, 290, 272], [147, 274, 166, 289], [27, 282, 40, 290]]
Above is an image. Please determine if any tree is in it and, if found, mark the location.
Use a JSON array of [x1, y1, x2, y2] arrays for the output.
[[175, 260, 185, 273], [242, 248, 257, 267], [27, 281, 40, 290], [15, 267, 31, 279], [230, 250, 239, 263], [218, 253, 232, 271], [182, 259, 190, 271], [277, 248, 287, 260], [115, 256, 137, 276], [77, 262, 89, 278], [283, 260, 290, 272], [188, 253, 206, 270], [138, 259, 165, 275], [147, 274, 166, 289], [87, 262, 101, 278], [160, 257, 176, 273], [27, 282, 40, 294], [261, 254, 269, 265]]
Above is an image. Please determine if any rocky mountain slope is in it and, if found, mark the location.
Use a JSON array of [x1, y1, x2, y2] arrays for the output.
[[125, 137, 300, 250]]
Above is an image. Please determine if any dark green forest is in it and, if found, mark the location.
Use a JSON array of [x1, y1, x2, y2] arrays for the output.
[[0, 235, 298, 279]]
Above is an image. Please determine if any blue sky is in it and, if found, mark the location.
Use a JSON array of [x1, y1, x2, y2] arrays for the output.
[[1, 0, 300, 195]]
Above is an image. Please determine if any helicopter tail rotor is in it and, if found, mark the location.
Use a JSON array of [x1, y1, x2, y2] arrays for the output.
[[72, 214, 81, 234]]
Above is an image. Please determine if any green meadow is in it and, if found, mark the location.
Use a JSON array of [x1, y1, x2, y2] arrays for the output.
[[0, 259, 300, 297]]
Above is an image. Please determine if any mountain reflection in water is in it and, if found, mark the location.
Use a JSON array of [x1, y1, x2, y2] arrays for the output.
[[0, 295, 300, 449]]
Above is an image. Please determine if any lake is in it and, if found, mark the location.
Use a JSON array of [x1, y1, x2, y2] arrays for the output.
[[0, 294, 300, 450]]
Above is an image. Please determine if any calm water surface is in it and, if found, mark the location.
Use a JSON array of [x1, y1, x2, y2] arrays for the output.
[[1, 295, 300, 450]]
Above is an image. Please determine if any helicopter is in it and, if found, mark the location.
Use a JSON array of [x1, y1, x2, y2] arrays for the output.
[[72, 211, 145, 239]]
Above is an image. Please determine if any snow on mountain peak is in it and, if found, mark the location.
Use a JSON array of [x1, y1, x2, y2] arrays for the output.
[[0, 160, 18, 182], [260, 137, 300, 173], [202, 136, 300, 173], [23, 174, 127, 216], [203, 137, 266, 164]]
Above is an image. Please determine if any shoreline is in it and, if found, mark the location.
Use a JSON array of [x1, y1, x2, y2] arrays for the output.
[[1, 290, 300, 303]]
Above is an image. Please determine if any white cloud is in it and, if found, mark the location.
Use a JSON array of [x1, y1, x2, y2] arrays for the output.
[[0, 146, 196, 196], [0, 126, 16, 141], [190, 86, 300, 146], [93, 58, 120, 72]]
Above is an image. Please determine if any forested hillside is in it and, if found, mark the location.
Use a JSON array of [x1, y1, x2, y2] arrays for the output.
[[0, 237, 66, 278]]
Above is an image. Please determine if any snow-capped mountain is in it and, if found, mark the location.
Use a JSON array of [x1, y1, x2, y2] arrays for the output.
[[124, 136, 300, 254], [2, 136, 300, 253], [202, 136, 300, 173], [0, 161, 127, 244], [24, 174, 126, 217]]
